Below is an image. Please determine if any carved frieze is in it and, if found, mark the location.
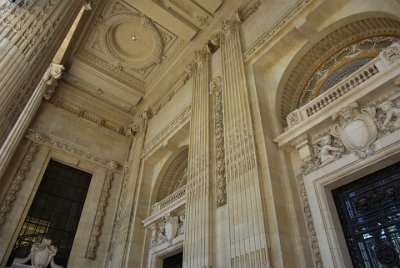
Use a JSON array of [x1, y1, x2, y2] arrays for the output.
[[26, 129, 123, 168], [297, 175, 323, 268], [210, 76, 227, 207], [0, 143, 39, 226], [86, 161, 119, 259], [300, 96, 400, 175]]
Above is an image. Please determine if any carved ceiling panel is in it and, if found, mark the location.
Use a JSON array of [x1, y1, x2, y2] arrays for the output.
[[68, 0, 233, 114], [79, 0, 177, 81]]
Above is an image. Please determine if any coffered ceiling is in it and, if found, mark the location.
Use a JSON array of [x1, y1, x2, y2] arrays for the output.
[[66, 0, 245, 115]]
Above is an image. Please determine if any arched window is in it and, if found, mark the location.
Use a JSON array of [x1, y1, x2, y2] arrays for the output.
[[280, 17, 400, 125]]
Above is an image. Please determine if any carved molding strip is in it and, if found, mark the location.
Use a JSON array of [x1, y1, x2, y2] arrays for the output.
[[151, 70, 190, 116], [297, 175, 323, 268], [243, 0, 311, 61], [0, 143, 39, 226], [25, 129, 123, 168], [142, 105, 191, 157], [210, 76, 227, 207], [86, 161, 118, 259], [49, 97, 128, 136]]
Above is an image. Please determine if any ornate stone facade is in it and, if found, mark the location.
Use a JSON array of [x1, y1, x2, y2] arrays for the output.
[[1, 1, 400, 268]]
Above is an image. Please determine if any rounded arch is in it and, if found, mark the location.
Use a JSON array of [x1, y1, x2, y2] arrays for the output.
[[276, 13, 400, 126], [154, 146, 188, 202]]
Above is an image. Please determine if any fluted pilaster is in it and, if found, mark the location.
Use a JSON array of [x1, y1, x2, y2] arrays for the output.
[[220, 14, 270, 267], [183, 48, 211, 268], [0, 0, 85, 145], [107, 110, 151, 267], [0, 63, 64, 180]]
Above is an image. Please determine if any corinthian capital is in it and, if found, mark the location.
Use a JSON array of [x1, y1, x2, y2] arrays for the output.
[[221, 13, 241, 36], [185, 62, 198, 76], [43, 63, 65, 85]]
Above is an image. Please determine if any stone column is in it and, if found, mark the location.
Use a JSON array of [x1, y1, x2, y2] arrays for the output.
[[0, 0, 85, 145], [0, 63, 64, 180], [219, 14, 270, 267], [183, 48, 211, 268], [106, 110, 151, 267]]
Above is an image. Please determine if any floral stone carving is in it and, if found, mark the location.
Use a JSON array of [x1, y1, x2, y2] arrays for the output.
[[332, 102, 377, 158]]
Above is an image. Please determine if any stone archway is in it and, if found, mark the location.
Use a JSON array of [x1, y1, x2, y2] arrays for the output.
[[156, 147, 188, 202], [278, 16, 400, 125]]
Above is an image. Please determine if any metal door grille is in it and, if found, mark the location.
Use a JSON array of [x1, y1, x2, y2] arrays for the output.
[[163, 252, 183, 268], [333, 161, 400, 268], [7, 160, 91, 267]]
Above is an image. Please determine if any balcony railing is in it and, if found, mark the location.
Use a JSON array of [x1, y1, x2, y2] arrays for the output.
[[286, 42, 400, 128], [151, 186, 186, 215]]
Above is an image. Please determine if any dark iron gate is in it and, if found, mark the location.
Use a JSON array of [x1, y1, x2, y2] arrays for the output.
[[333, 161, 400, 268]]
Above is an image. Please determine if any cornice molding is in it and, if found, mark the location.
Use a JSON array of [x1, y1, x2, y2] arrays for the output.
[[48, 97, 129, 136], [25, 129, 124, 168], [243, 0, 311, 61], [142, 105, 191, 158]]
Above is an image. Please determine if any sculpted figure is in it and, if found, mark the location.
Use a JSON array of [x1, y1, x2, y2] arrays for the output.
[[157, 224, 167, 244], [178, 214, 185, 234], [319, 135, 342, 165], [378, 100, 400, 132]]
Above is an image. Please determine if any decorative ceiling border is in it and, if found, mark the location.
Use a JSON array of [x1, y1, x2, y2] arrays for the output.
[[243, 0, 311, 61]]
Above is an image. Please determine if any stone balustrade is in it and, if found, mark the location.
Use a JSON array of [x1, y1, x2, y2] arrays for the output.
[[286, 43, 400, 128], [151, 186, 186, 215]]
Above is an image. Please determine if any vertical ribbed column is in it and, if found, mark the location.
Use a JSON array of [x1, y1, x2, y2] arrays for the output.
[[0, 0, 85, 145], [107, 111, 151, 268], [183, 48, 211, 268], [0, 63, 64, 181], [220, 14, 270, 267]]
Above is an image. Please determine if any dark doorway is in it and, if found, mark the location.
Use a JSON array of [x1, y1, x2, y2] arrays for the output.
[[7, 160, 92, 267], [163, 251, 183, 268], [333, 161, 400, 268]]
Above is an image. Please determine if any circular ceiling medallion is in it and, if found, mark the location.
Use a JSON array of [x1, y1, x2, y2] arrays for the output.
[[98, 13, 163, 70]]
